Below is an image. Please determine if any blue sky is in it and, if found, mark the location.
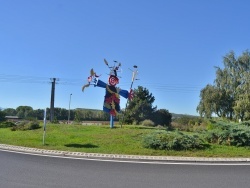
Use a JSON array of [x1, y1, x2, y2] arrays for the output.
[[1, 0, 250, 115]]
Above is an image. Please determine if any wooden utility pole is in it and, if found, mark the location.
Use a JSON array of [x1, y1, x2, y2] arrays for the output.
[[50, 78, 57, 122]]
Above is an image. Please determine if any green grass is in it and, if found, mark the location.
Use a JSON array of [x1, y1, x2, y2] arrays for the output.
[[0, 124, 250, 157]]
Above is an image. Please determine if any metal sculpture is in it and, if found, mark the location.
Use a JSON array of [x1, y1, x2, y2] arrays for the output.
[[82, 59, 135, 128]]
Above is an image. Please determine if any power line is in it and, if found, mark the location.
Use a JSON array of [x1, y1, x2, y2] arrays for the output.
[[0, 73, 204, 93]]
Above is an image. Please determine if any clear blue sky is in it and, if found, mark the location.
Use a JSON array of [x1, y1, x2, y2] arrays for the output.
[[1, 0, 250, 115]]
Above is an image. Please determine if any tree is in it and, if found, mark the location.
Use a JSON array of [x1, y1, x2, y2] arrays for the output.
[[197, 50, 250, 120], [33, 109, 46, 120], [0, 110, 6, 122], [197, 84, 230, 118], [197, 85, 216, 118], [152, 109, 172, 127], [54, 108, 68, 120], [125, 86, 156, 124], [3, 108, 17, 116], [16, 106, 33, 119], [234, 93, 250, 121]]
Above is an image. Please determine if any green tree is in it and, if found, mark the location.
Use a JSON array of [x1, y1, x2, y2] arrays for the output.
[[54, 108, 68, 120], [33, 109, 45, 120], [3, 108, 17, 116], [197, 84, 216, 118], [197, 84, 230, 118], [197, 50, 250, 120], [234, 93, 250, 121], [0, 111, 6, 122], [152, 109, 172, 127], [16, 106, 34, 119], [125, 86, 156, 124]]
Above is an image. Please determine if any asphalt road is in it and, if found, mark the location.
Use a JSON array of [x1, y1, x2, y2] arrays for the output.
[[0, 150, 250, 188]]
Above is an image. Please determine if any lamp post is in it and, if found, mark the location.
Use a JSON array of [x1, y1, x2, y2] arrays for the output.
[[68, 93, 72, 124]]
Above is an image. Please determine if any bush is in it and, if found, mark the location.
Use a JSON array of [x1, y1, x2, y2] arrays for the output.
[[10, 121, 26, 131], [141, 119, 155, 127], [10, 121, 40, 131], [172, 116, 208, 132], [0, 121, 15, 128], [143, 131, 207, 150], [27, 121, 40, 130], [204, 124, 250, 147]]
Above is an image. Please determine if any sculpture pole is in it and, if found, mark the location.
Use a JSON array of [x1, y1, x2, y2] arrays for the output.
[[120, 65, 138, 128]]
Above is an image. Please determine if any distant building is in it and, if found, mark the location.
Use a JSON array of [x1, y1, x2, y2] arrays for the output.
[[5, 116, 21, 122]]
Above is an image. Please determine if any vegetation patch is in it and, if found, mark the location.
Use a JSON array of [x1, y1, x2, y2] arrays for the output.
[[0, 121, 15, 128], [143, 131, 207, 150], [11, 121, 41, 131], [204, 121, 250, 147]]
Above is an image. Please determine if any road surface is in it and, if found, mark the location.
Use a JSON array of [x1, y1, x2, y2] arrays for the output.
[[0, 150, 249, 188]]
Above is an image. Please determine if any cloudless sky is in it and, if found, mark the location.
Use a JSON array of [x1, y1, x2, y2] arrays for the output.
[[1, 0, 250, 115]]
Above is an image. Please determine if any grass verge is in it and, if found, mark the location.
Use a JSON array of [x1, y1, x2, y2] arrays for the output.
[[0, 124, 250, 157]]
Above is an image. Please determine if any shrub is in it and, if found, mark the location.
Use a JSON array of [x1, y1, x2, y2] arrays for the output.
[[10, 121, 26, 131], [143, 131, 207, 150], [204, 124, 250, 147], [141, 119, 155, 127], [172, 116, 208, 132], [10, 121, 40, 131], [27, 121, 40, 130], [0, 121, 15, 128]]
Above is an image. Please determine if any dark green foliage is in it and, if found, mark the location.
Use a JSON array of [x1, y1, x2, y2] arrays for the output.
[[16, 106, 34, 119], [125, 86, 156, 124], [0, 121, 15, 128], [143, 131, 207, 150], [240, 120, 250, 126], [2, 108, 16, 116], [204, 121, 250, 146], [152, 109, 172, 127], [0, 111, 6, 122], [3, 106, 111, 121], [27, 121, 40, 130]]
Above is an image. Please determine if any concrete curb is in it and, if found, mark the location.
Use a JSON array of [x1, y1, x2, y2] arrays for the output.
[[1, 144, 250, 163]]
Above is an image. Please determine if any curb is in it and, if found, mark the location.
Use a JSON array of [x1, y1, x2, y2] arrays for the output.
[[1, 144, 250, 163]]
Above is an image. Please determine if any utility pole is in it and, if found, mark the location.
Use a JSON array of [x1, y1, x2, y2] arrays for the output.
[[68, 93, 72, 124], [50, 78, 57, 122]]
